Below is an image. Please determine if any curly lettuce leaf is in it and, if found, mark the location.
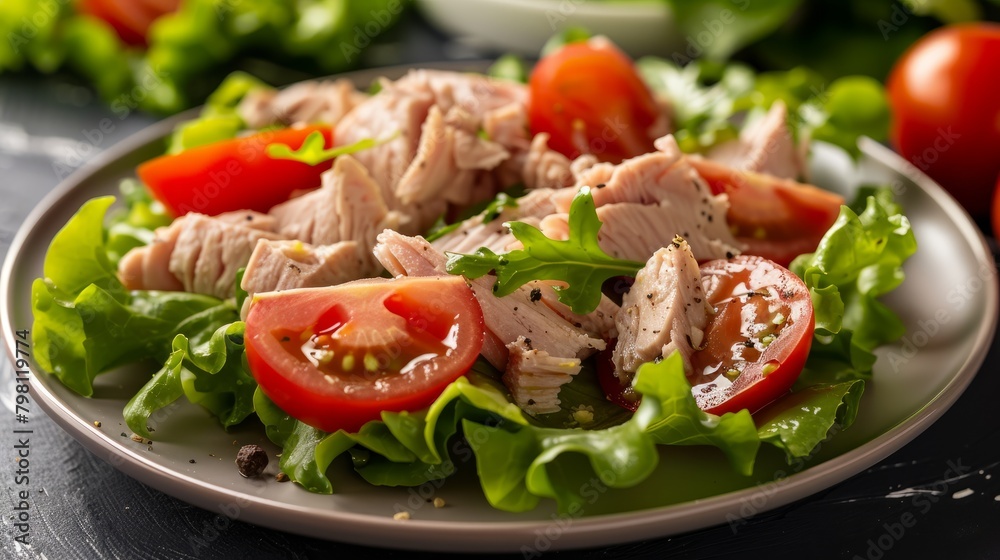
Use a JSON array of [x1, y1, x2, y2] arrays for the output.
[[756, 380, 865, 461], [254, 374, 526, 494], [31, 195, 241, 407], [106, 179, 173, 266], [791, 190, 917, 381], [467, 353, 759, 513], [637, 58, 890, 156], [124, 318, 255, 439]]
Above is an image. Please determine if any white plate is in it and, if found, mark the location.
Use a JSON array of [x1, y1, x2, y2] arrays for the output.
[[415, 0, 680, 57], [2, 63, 996, 552]]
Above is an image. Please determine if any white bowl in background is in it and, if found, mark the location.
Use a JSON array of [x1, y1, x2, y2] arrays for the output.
[[415, 0, 681, 58]]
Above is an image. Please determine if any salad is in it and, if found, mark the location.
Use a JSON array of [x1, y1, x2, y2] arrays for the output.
[[30, 36, 915, 515]]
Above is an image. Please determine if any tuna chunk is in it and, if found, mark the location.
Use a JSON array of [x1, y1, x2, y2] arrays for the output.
[[483, 102, 530, 152], [705, 101, 806, 180], [503, 337, 581, 416], [118, 221, 185, 293], [335, 71, 519, 231], [613, 238, 713, 389], [119, 213, 285, 299], [334, 80, 436, 206], [533, 281, 619, 341], [429, 188, 560, 255], [395, 105, 509, 211], [392, 69, 528, 120], [373, 230, 605, 371], [269, 155, 406, 276], [522, 133, 575, 190], [238, 79, 368, 129], [214, 210, 278, 232], [551, 136, 686, 212], [540, 195, 740, 263], [240, 240, 368, 300]]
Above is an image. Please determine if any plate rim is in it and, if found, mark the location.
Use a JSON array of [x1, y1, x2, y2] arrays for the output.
[[2, 67, 997, 553]]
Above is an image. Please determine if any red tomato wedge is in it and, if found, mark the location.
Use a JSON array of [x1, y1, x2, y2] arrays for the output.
[[689, 157, 844, 266], [245, 277, 485, 433], [528, 37, 662, 164], [78, 0, 180, 46], [138, 125, 333, 217], [691, 256, 814, 415]]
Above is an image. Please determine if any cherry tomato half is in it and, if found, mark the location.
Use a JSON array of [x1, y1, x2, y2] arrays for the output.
[[245, 276, 485, 433], [691, 256, 814, 415], [689, 157, 844, 266], [599, 256, 814, 415], [888, 23, 1000, 217], [138, 125, 333, 217], [528, 37, 662, 164]]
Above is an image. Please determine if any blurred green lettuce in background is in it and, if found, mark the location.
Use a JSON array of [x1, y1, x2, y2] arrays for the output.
[[0, 0, 407, 114]]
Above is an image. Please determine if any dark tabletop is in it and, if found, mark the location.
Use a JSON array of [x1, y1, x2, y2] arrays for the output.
[[2, 13, 999, 560]]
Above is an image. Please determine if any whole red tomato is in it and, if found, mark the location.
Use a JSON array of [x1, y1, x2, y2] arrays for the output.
[[888, 24, 1000, 217], [78, 0, 179, 46], [528, 38, 662, 164], [992, 174, 1000, 237]]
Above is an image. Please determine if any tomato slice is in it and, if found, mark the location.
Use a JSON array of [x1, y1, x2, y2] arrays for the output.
[[528, 38, 662, 164], [244, 276, 485, 433], [138, 125, 333, 217], [596, 342, 638, 412], [690, 256, 814, 415], [689, 157, 844, 266]]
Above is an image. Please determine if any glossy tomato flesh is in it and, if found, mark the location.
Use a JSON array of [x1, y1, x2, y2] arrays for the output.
[[528, 37, 662, 164], [599, 256, 814, 415], [888, 23, 1000, 216], [689, 157, 844, 266], [138, 125, 333, 217], [690, 256, 814, 415], [245, 276, 485, 433]]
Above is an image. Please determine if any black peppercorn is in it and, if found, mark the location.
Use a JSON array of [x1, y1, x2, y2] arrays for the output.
[[236, 444, 269, 478]]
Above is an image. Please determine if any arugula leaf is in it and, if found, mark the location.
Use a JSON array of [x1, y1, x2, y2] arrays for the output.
[[790, 190, 917, 381], [426, 187, 525, 242], [266, 130, 394, 166], [446, 187, 643, 314]]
